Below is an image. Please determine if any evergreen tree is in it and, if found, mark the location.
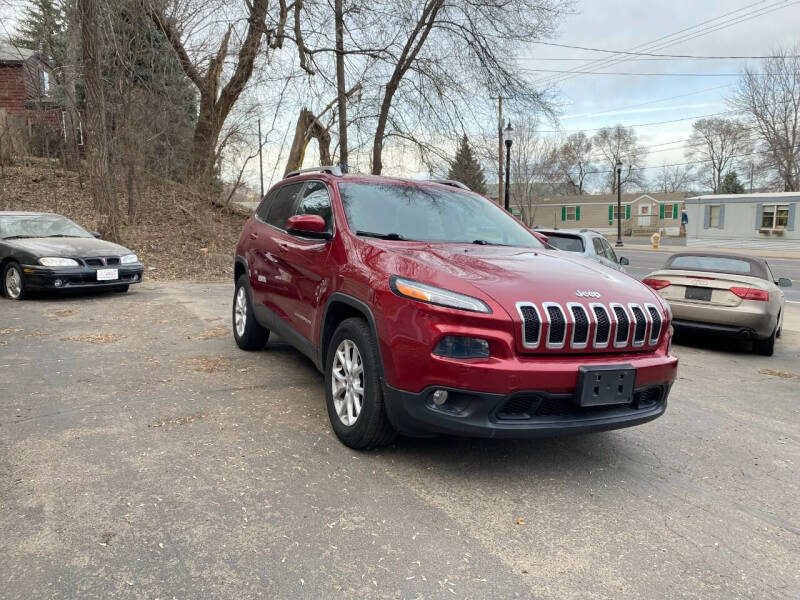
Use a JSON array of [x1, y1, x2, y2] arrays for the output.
[[447, 135, 487, 194], [12, 0, 67, 67], [719, 171, 745, 194]]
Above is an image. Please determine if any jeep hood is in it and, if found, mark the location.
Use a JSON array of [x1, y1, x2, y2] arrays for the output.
[[362, 241, 659, 315]]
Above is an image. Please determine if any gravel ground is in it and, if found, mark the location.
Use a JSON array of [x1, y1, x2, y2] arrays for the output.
[[1, 282, 798, 599]]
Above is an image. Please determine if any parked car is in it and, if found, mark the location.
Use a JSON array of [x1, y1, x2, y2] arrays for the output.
[[233, 167, 677, 448], [0, 212, 143, 300], [642, 251, 791, 356], [533, 228, 630, 272]]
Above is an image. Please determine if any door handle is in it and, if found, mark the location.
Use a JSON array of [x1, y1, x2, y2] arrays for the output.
[[278, 242, 289, 253], [249, 232, 258, 240]]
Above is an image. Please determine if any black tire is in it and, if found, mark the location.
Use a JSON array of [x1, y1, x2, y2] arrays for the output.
[[753, 327, 776, 356], [2, 261, 26, 300], [113, 285, 130, 293], [232, 274, 269, 350], [324, 317, 395, 449]]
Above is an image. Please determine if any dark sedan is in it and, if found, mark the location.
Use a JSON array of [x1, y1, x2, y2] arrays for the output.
[[0, 212, 143, 300]]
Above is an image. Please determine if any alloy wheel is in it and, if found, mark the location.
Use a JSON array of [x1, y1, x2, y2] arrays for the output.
[[234, 286, 247, 337], [5, 266, 22, 299], [331, 339, 364, 426]]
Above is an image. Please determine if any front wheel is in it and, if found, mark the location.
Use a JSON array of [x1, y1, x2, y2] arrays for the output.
[[324, 317, 395, 449], [232, 275, 269, 350], [2, 262, 26, 300]]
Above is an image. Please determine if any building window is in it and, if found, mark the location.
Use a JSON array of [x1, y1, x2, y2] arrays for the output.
[[662, 203, 678, 219], [709, 205, 721, 228], [561, 205, 580, 221], [41, 70, 50, 96], [762, 204, 789, 229]]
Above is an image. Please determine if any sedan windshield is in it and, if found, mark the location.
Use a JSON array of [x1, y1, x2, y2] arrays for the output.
[[338, 182, 543, 248], [0, 215, 92, 240]]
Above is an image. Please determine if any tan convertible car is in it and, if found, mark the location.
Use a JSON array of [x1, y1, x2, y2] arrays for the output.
[[643, 252, 792, 356]]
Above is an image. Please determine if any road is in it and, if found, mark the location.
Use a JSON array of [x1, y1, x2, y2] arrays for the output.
[[1, 283, 799, 599], [619, 247, 800, 303]]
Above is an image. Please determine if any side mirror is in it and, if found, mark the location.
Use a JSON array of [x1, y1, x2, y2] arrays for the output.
[[777, 277, 792, 287], [619, 257, 630, 266], [91, 231, 101, 239], [286, 214, 331, 240]]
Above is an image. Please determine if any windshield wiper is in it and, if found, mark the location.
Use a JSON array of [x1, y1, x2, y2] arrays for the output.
[[44, 234, 82, 238], [2, 235, 34, 240], [472, 239, 510, 246], [356, 230, 409, 241]]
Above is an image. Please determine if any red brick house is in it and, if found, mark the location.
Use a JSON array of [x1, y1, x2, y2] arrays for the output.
[[0, 40, 83, 151]]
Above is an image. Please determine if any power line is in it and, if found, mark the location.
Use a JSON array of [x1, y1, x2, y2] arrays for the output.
[[525, 41, 799, 60], [520, 68, 751, 77]]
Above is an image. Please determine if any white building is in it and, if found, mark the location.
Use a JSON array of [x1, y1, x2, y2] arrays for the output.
[[684, 192, 800, 250]]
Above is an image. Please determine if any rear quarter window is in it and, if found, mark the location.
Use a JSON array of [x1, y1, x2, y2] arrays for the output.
[[546, 234, 584, 253]]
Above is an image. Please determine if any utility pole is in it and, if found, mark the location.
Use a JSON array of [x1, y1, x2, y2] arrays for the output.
[[495, 97, 508, 206], [258, 118, 264, 199]]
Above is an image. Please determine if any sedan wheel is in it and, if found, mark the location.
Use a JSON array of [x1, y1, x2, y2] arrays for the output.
[[3, 263, 25, 300], [331, 339, 364, 426]]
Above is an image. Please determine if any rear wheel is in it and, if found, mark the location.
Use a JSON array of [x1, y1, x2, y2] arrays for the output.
[[324, 318, 395, 449], [753, 327, 776, 356], [232, 275, 269, 350], [2, 262, 26, 300]]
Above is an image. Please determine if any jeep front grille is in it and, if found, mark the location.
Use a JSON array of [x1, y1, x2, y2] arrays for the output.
[[516, 300, 664, 352]]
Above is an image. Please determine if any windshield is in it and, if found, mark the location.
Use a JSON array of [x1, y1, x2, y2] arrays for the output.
[[338, 182, 543, 248], [0, 215, 92, 239], [666, 254, 765, 278], [545, 234, 584, 253]]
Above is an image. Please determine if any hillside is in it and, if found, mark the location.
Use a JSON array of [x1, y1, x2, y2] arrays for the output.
[[0, 165, 249, 281]]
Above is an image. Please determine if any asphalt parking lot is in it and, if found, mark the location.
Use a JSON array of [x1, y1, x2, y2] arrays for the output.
[[1, 282, 799, 599]]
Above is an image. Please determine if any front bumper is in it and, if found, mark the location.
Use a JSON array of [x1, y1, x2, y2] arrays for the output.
[[22, 264, 143, 291], [383, 382, 670, 438]]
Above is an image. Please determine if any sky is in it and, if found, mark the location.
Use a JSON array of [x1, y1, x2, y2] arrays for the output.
[[518, 0, 800, 170]]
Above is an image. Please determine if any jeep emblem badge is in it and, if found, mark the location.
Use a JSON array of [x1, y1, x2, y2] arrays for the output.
[[576, 290, 601, 298]]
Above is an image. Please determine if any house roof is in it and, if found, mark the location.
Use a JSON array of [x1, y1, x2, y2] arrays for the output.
[[686, 192, 800, 204], [0, 41, 35, 64], [512, 192, 688, 208]]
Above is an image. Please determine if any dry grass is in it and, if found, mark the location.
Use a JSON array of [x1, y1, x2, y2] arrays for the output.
[[186, 355, 231, 373], [1, 165, 249, 281], [62, 333, 127, 344]]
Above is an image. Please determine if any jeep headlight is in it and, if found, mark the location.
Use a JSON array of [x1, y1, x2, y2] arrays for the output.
[[390, 276, 491, 313], [120, 254, 138, 265], [39, 257, 79, 267]]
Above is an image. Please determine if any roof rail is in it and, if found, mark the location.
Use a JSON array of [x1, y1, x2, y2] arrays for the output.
[[425, 178, 470, 191], [285, 166, 343, 178]]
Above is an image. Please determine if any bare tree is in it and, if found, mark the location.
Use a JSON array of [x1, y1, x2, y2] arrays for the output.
[[592, 125, 647, 192], [655, 163, 694, 194], [79, 0, 118, 238], [148, 0, 290, 185], [686, 117, 751, 193], [730, 45, 800, 191], [509, 116, 559, 225], [554, 132, 592, 194]]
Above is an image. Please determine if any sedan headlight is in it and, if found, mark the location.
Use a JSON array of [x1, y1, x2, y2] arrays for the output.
[[390, 276, 491, 313], [39, 257, 79, 267], [120, 254, 138, 265]]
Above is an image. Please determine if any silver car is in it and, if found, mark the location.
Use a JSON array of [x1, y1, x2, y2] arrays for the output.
[[535, 228, 629, 272]]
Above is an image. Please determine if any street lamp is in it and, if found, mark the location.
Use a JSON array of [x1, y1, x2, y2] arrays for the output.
[[615, 160, 624, 247], [503, 121, 514, 212]]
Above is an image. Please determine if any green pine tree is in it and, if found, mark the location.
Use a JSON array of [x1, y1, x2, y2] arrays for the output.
[[12, 0, 67, 67], [447, 135, 487, 195], [719, 171, 745, 194]]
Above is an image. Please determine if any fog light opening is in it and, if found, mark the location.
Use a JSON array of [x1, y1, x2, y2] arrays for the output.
[[432, 389, 449, 406], [54, 279, 64, 287]]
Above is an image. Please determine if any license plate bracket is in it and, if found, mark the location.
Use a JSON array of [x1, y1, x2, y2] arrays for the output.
[[97, 268, 119, 281], [685, 286, 712, 301], [577, 365, 636, 407]]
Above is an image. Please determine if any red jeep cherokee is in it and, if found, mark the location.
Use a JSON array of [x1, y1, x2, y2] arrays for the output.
[[233, 167, 678, 448]]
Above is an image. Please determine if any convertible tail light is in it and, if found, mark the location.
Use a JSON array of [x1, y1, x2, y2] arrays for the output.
[[730, 287, 769, 301], [643, 278, 671, 290]]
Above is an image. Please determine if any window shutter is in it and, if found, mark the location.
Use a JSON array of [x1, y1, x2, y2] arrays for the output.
[[788, 203, 797, 231], [561, 206, 566, 221], [575, 206, 581, 221], [608, 205, 614, 225], [718, 204, 726, 228], [625, 205, 630, 219], [703, 205, 710, 229], [755, 203, 764, 229], [673, 204, 679, 219], [659, 204, 665, 219]]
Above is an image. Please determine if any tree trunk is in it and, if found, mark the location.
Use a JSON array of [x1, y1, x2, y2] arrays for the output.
[[284, 109, 332, 176], [371, 86, 396, 175], [334, 0, 347, 170], [79, 0, 119, 240]]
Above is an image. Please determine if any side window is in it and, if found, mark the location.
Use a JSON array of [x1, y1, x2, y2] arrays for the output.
[[601, 239, 618, 263], [592, 238, 605, 257], [294, 181, 333, 232], [255, 189, 277, 221], [265, 183, 304, 229]]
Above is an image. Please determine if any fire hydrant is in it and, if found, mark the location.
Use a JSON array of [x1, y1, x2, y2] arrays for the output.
[[651, 232, 661, 249]]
